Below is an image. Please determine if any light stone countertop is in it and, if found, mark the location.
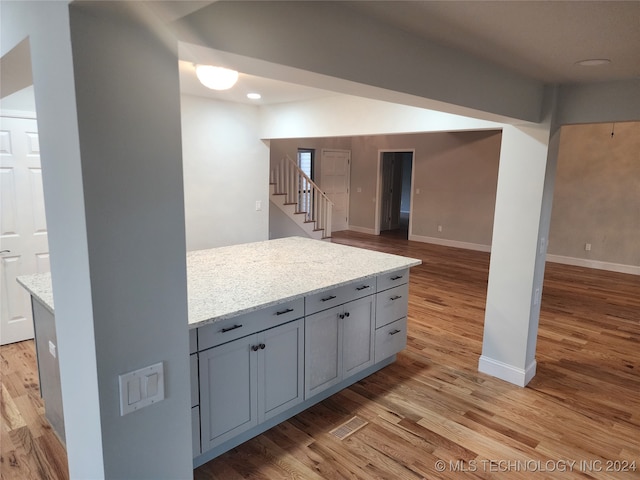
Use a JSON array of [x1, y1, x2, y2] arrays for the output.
[[17, 236, 421, 329]]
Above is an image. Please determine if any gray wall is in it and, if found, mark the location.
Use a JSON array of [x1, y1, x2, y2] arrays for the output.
[[271, 130, 503, 247], [270, 124, 638, 269], [549, 121, 640, 266]]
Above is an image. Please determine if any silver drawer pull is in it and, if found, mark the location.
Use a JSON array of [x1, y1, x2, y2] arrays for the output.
[[356, 285, 370, 291], [321, 295, 337, 302], [390, 275, 403, 281], [390, 295, 402, 301], [275, 308, 294, 316], [221, 324, 243, 333], [389, 329, 402, 336]]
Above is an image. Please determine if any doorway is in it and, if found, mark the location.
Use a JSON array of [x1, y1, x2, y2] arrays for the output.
[[0, 88, 49, 345], [377, 150, 414, 238]]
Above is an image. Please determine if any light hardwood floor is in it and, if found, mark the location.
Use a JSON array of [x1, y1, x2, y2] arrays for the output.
[[2, 231, 639, 479]]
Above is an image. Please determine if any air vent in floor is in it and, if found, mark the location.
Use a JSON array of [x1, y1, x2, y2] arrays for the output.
[[329, 416, 369, 440]]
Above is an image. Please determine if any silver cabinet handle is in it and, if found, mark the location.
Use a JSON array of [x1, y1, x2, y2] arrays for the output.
[[390, 295, 402, 301], [321, 295, 337, 302], [389, 329, 402, 335], [275, 308, 294, 316]]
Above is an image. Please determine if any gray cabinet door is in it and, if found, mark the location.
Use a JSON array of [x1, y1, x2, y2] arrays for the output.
[[342, 295, 375, 378], [305, 305, 342, 398], [199, 334, 258, 451], [258, 319, 304, 422]]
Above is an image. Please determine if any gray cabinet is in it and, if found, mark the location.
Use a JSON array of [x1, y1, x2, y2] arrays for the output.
[[305, 295, 375, 399], [374, 268, 410, 362], [199, 318, 304, 451]]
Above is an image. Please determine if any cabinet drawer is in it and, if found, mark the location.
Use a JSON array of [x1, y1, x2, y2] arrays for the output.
[[377, 268, 409, 291], [198, 298, 304, 350], [305, 279, 375, 315], [375, 317, 407, 363], [375, 283, 409, 328]]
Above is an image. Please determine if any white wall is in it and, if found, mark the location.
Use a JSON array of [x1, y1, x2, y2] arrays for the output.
[[260, 94, 502, 140], [181, 94, 269, 250]]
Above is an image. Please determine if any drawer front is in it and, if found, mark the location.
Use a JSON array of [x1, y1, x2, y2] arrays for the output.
[[305, 280, 375, 315], [375, 317, 407, 363], [375, 283, 409, 328], [190, 353, 198, 408], [198, 298, 304, 350], [377, 268, 409, 292]]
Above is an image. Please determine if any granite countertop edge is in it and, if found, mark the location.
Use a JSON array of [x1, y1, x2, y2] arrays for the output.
[[187, 262, 421, 328], [16, 237, 422, 330]]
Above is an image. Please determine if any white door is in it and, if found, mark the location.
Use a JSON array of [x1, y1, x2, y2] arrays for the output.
[[320, 149, 350, 232], [0, 116, 50, 345]]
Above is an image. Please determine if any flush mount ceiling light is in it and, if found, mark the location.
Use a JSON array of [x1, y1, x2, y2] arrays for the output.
[[247, 93, 262, 100], [195, 65, 239, 90], [575, 58, 611, 67]]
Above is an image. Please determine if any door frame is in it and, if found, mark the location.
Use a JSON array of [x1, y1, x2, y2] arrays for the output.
[[375, 149, 415, 236]]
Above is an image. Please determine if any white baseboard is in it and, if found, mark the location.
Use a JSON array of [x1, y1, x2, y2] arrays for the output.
[[546, 254, 639, 276], [408, 234, 491, 253], [478, 355, 536, 387], [347, 225, 376, 235], [345, 230, 638, 276]]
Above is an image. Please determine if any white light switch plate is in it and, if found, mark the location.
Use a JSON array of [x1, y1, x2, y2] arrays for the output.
[[118, 362, 164, 416]]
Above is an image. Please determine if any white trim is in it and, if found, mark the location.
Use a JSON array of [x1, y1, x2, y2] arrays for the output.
[[408, 234, 491, 253], [546, 254, 640, 276], [347, 225, 376, 235], [478, 355, 536, 387]]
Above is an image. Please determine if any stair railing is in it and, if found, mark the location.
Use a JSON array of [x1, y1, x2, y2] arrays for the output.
[[271, 155, 333, 238]]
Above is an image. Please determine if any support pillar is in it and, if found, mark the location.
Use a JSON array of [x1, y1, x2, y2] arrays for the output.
[[479, 88, 560, 386]]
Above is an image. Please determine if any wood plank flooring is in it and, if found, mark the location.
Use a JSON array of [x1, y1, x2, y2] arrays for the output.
[[2, 230, 639, 479]]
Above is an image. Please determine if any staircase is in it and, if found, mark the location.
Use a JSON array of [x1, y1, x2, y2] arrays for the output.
[[270, 156, 333, 240]]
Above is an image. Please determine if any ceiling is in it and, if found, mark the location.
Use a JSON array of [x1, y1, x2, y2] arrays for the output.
[[3, 1, 638, 109], [175, 1, 640, 106]]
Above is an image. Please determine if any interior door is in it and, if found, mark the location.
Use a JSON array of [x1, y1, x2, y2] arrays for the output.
[[320, 149, 350, 232], [0, 116, 49, 345], [380, 153, 403, 232]]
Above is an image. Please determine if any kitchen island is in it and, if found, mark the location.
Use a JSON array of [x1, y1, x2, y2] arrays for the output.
[[18, 236, 421, 467]]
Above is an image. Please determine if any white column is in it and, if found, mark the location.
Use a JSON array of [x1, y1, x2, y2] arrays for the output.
[[479, 89, 560, 386], [5, 2, 193, 478]]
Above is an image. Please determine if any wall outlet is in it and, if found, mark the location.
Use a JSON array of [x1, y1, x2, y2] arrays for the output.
[[416, 188, 421, 194], [356, 187, 362, 193], [255, 200, 262, 211], [48, 340, 56, 358], [585, 243, 591, 251], [437, 225, 442, 232]]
